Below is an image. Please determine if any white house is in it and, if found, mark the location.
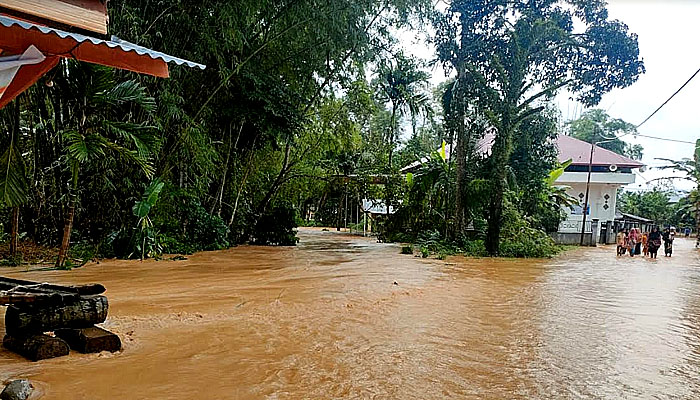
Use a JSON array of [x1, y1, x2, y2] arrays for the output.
[[550, 135, 643, 245]]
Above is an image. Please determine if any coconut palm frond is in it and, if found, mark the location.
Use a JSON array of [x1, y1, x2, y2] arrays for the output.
[[98, 80, 156, 112], [0, 140, 30, 208]]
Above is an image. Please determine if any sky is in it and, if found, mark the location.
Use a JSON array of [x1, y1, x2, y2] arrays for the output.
[[563, 0, 700, 192], [401, 0, 700, 193]]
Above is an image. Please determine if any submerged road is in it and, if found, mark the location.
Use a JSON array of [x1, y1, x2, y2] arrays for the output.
[[1, 228, 700, 399]]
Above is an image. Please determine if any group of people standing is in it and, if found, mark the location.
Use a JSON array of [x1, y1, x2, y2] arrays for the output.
[[616, 227, 675, 259]]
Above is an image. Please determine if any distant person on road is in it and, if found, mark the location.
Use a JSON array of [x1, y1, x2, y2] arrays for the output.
[[617, 229, 628, 256], [648, 227, 662, 259], [628, 228, 639, 257], [641, 231, 649, 257], [663, 228, 674, 257]]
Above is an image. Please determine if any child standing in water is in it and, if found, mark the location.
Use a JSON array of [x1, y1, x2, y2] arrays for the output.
[[641, 231, 649, 257]]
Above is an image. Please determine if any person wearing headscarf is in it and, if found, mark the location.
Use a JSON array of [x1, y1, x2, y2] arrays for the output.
[[628, 228, 639, 257], [648, 227, 662, 259], [663, 228, 675, 257]]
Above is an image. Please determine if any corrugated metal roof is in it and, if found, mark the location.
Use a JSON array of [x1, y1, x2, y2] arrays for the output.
[[556, 134, 644, 168], [0, 15, 206, 70]]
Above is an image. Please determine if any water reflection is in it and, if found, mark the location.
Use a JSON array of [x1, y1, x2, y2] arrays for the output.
[[0, 228, 698, 399]]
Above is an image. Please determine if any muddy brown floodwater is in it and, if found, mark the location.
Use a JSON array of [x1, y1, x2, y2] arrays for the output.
[[1, 228, 700, 399]]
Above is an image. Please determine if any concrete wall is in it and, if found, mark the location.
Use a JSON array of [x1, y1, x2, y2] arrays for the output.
[[550, 232, 596, 246]]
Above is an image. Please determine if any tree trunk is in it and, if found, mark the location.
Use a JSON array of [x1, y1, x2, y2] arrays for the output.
[[485, 120, 513, 256], [212, 123, 242, 217], [228, 139, 257, 227], [55, 197, 76, 268], [453, 69, 467, 237], [386, 104, 398, 218], [485, 185, 504, 256], [256, 141, 291, 218], [5, 295, 108, 335], [9, 206, 19, 257]]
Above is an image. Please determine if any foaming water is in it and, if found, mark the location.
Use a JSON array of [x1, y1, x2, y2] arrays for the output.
[[1, 228, 699, 399]]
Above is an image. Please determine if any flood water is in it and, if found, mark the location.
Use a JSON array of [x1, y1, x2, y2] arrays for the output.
[[1, 228, 700, 399]]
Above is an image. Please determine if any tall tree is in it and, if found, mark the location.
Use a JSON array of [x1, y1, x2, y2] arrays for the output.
[[434, 0, 644, 254], [374, 52, 430, 215], [568, 109, 643, 160]]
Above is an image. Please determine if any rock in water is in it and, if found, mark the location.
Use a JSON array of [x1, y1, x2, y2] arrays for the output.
[[56, 326, 121, 353], [0, 380, 32, 400], [3, 334, 70, 361], [5, 295, 108, 335]]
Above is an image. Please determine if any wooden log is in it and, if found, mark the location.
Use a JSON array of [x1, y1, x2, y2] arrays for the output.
[[3, 334, 70, 361], [5, 295, 108, 335], [0, 292, 64, 306], [0, 277, 106, 296], [55, 326, 121, 353]]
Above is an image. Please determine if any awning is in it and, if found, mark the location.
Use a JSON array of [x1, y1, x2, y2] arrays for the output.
[[0, 14, 205, 108]]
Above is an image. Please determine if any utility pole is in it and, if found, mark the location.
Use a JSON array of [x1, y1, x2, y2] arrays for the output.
[[580, 143, 595, 246], [580, 138, 616, 246]]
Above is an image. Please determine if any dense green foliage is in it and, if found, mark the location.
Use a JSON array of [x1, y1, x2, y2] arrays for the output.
[[618, 189, 672, 224], [0, 0, 648, 264], [433, 0, 644, 255]]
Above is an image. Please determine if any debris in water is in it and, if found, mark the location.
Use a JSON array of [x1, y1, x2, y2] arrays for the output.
[[393, 281, 398, 286]]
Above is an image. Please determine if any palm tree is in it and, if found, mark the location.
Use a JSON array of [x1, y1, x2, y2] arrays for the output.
[[53, 62, 157, 268], [374, 53, 431, 216]]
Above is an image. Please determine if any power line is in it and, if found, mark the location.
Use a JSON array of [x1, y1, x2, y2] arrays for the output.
[[635, 65, 700, 129], [632, 133, 697, 145]]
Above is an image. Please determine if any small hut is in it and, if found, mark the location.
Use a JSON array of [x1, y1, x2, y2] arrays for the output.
[[615, 211, 655, 234]]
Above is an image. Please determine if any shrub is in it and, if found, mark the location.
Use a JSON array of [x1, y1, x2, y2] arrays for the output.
[[461, 239, 487, 257], [0, 254, 22, 267], [420, 246, 429, 258], [251, 202, 299, 246], [151, 186, 230, 254], [498, 227, 560, 258], [401, 245, 413, 254]]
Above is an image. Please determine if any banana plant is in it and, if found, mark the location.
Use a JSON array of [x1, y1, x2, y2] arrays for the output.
[[545, 159, 578, 209], [130, 178, 165, 260]]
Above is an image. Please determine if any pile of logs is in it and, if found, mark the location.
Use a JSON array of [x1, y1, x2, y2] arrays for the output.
[[0, 277, 121, 361]]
